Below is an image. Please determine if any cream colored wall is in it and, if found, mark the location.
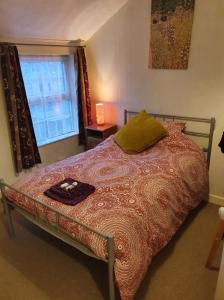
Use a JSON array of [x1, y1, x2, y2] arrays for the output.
[[0, 46, 83, 184], [87, 0, 224, 202], [0, 72, 15, 183]]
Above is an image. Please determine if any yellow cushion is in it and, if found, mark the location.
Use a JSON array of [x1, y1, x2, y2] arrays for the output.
[[114, 111, 167, 154]]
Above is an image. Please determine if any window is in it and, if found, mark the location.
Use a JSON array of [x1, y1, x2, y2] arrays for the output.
[[20, 55, 78, 146]]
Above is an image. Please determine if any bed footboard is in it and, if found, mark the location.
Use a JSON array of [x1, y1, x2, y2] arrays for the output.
[[0, 179, 115, 300]]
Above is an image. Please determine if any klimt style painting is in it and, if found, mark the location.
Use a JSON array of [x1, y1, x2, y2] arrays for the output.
[[149, 0, 195, 69]]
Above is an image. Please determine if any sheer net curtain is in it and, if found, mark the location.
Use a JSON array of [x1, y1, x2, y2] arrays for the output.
[[20, 56, 75, 146]]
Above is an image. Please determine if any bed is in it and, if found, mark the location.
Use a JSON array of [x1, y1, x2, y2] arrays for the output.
[[0, 110, 215, 300]]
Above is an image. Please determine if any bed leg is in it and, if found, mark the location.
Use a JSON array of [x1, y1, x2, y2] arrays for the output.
[[0, 179, 14, 238], [108, 235, 115, 300], [206, 219, 224, 268]]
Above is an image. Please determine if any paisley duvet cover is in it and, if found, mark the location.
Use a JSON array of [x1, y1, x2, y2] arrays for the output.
[[6, 131, 208, 299]]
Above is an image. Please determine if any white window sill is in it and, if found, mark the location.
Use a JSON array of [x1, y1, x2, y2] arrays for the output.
[[38, 131, 79, 148]]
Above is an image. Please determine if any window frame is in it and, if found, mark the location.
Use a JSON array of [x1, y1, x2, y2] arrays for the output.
[[19, 54, 79, 147]]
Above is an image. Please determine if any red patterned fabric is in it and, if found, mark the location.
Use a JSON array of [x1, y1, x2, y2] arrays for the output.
[[76, 47, 93, 144], [161, 120, 186, 134], [6, 131, 208, 299], [0, 45, 41, 172], [80, 48, 92, 126]]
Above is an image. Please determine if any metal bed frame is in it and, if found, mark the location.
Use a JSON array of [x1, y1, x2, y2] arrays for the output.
[[124, 110, 215, 168], [0, 109, 215, 300]]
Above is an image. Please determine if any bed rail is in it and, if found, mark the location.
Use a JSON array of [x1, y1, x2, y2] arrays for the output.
[[124, 109, 215, 169], [0, 179, 115, 300]]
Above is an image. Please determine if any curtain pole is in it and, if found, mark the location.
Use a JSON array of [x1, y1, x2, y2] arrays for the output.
[[0, 42, 85, 48]]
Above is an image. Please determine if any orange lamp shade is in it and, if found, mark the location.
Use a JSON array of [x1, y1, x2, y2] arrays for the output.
[[96, 103, 105, 125]]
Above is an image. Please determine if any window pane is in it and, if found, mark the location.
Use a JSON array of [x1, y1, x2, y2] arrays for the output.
[[20, 55, 76, 145], [47, 120, 57, 138], [29, 102, 45, 122], [35, 121, 47, 144]]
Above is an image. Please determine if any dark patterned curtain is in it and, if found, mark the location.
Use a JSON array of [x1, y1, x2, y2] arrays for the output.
[[0, 45, 41, 173], [76, 47, 93, 145]]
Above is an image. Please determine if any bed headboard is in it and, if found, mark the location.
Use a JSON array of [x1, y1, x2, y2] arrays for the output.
[[124, 110, 215, 169]]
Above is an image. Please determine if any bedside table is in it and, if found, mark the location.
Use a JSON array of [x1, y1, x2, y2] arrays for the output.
[[85, 124, 117, 150]]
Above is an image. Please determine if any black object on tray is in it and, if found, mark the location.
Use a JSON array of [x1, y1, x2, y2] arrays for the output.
[[44, 178, 95, 206]]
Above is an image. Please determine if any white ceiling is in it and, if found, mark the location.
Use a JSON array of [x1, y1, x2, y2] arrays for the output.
[[0, 0, 128, 41]]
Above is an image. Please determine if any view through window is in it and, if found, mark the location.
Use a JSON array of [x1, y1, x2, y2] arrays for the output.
[[20, 55, 78, 146]]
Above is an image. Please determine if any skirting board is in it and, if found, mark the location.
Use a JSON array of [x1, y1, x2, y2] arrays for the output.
[[209, 194, 224, 207]]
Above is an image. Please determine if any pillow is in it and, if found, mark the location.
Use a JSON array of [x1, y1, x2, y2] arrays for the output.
[[160, 121, 186, 135], [114, 111, 168, 154]]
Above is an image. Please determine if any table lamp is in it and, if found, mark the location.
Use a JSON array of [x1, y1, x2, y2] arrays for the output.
[[96, 103, 105, 125]]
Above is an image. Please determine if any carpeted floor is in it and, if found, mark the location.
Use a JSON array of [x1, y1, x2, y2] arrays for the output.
[[0, 202, 222, 300]]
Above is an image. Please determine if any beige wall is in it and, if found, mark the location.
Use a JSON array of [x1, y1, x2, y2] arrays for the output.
[[0, 46, 83, 184], [87, 0, 224, 202]]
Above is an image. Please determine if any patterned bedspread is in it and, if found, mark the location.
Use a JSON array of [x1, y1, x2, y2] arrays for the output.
[[6, 132, 208, 299]]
